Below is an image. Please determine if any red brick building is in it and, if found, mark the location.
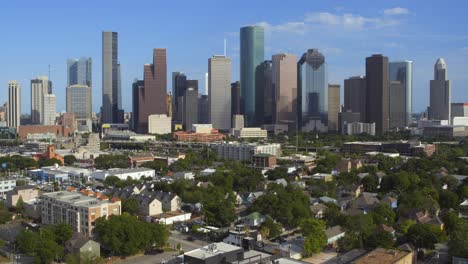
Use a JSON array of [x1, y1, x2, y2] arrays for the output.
[[173, 130, 225, 142], [18, 125, 74, 140]]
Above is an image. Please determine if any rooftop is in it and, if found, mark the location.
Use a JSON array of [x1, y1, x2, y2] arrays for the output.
[[41, 190, 117, 208], [184, 242, 242, 260], [353, 248, 412, 264]]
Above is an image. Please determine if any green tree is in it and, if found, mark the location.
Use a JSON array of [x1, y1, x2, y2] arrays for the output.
[[442, 211, 462, 235], [366, 230, 394, 248], [64, 155, 77, 166], [370, 204, 396, 226], [104, 175, 121, 187], [39, 158, 63, 167], [15, 195, 24, 213], [361, 175, 379, 192], [344, 214, 376, 248], [300, 219, 327, 257], [448, 220, 468, 258], [397, 219, 416, 235], [260, 218, 282, 239], [50, 223, 73, 245], [203, 188, 236, 227], [122, 198, 140, 215], [438, 190, 459, 209], [406, 224, 439, 249], [16, 230, 39, 255]]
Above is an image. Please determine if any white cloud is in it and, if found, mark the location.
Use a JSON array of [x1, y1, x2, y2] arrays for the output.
[[304, 12, 401, 30], [384, 7, 409, 16], [256, 21, 306, 34]]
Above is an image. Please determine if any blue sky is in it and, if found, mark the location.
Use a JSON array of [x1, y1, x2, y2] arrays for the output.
[[1, 0, 467, 114]]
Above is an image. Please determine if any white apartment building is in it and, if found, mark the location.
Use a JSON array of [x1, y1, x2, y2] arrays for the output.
[[233, 127, 267, 139], [214, 142, 281, 161]]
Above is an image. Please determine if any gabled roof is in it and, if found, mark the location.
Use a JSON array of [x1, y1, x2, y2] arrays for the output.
[[325, 226, 345, 239], [310, 203, 328, 214]]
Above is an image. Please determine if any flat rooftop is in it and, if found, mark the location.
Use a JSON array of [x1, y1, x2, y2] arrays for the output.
[[353, 248, 411, 264], [184, 242, 242, 260], [41, 191, 112, 208]]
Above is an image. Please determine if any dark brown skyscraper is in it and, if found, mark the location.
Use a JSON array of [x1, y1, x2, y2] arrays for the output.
[[136, 49, 167, 133], [365, 54, 389, 133], [328, 84, 340, 132], [344, 76, 367, 122], [231, 81, 241, 117]]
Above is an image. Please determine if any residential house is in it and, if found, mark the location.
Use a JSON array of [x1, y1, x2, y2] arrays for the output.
[[406, 209, 444, 230], [326, 226, 345, 247], [378, 224, 396, 238], [242, 212, 266, 227], [335, 159, 363, 173], [345, 194, 379, 214], [310, 203, 328, 219], [459, 199, 468, 218], [381, 196, 398, 209], [65, 233, 100, 260], [338, 184, 363, 198], [173, 171, 194, 180], [352, 248, 414, 264]]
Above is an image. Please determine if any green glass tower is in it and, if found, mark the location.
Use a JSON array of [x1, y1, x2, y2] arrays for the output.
[[240, 25, 264, 126]]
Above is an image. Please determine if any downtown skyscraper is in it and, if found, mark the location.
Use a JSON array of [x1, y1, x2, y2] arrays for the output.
[[7, 81, 20, 129], [67, 57, 92, 131], [429, 58, 451, 123], [389, 61, 413, 128], [366, 54, 389, 133], [134, 49, 167, 133], [208, 55, 231, 130], [240, 25, 264, 126], [298, 49, 328, 132], [272, 53, 297, 131], [67, 57, 92, 87], [102, 31, 122, 124], [31, 76, 52, 124]]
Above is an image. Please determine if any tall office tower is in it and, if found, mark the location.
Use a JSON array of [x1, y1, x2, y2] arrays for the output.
[[198, 94, 209, 124], [429, 58, 451, 123], [66, 85, 92, 123], [298, 49, 328, 132], [131, 80, 144, 131], [260, 60, 274, 124], [272, 53, 297, 131], [366, 54, 389, 133], [67, 57, 92, 87], [7, 81, 21, 128], [117, 64, 122, 119], [389, 61, 413, 128], [344, 76, 367, 122], [328, 84, 341, 132], [240, 25, 264, 126], [182, 88, 199, 130], [43, 94, 56, 125], [166, 94, 173, 119], [172, 72, 186, 121], [31, 76, 52, 124], [205, 72, 209, 95], [231, 81, 241, 117], [186, 80, 198, 91], [208, 55, 231, 130], [102, 31, 120, 124], [135, 49, 167, 133]]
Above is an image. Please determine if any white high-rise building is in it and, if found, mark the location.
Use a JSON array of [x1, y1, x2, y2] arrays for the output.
[[7, 81, 21, 128], [205, 72, 209, 95], [43, 94, 56, 125], [208, 55, 231, 130], [429, 58, 451, 123], [31, 76, 51, 124]]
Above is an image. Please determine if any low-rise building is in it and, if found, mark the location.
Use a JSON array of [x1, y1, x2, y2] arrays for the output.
[[173, 130, 226, 142], [65, 233, 100, 260], [326, 226, 345, 247], [6, 185, 38, 208], [214, 142, 281, 161], [40, 190, 121, 237], [18, 125, 74, 140], [353, 248, 414, 264], [148, 114, 171, 135], [423, 125, 467, 138], [0, 178, 16, 197], [232, 127, 267, 139], [173, 171, 195, 180], [91, 168, 155, 181], [345, 122, 376, 136], [252, 154, 277, 168], [128, 153, 154, 168]]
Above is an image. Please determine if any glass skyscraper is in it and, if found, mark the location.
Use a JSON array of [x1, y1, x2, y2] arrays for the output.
[[297, 49, 328, 132], [67, 57, 92, 87], [389, 61, 413, 127], [240, 25, 264, 126]]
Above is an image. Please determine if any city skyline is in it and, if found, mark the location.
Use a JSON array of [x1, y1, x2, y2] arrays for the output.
[[1, 1, 467, 114]]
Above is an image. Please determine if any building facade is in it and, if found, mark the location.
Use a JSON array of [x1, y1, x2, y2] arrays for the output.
[[40, 190, 121, 237], [240, 25, 265, 127], [429, 58, 451, 123], [182, 88, 199, 130], [43, 94, 56, 126], [102, 31, 121, 124], [328, 84, 341, 132], [344, 76, 367, 122], [66, 85, 92, 125], [148, 114, 171, 134], [366, 54, 389, 133], [135, 49, 168, 133], [7, 81, 20, 128], [298, 49, 328, 132], [208, 55, 231, 130], [272, 53, 297, 131], [389, 61, 413, 128], [67, 57, 92, 87], [261, 60, 274, 124], [214, 142, 281, 161], [31, 76, 52, 124], [231, 81, 241, 117]]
